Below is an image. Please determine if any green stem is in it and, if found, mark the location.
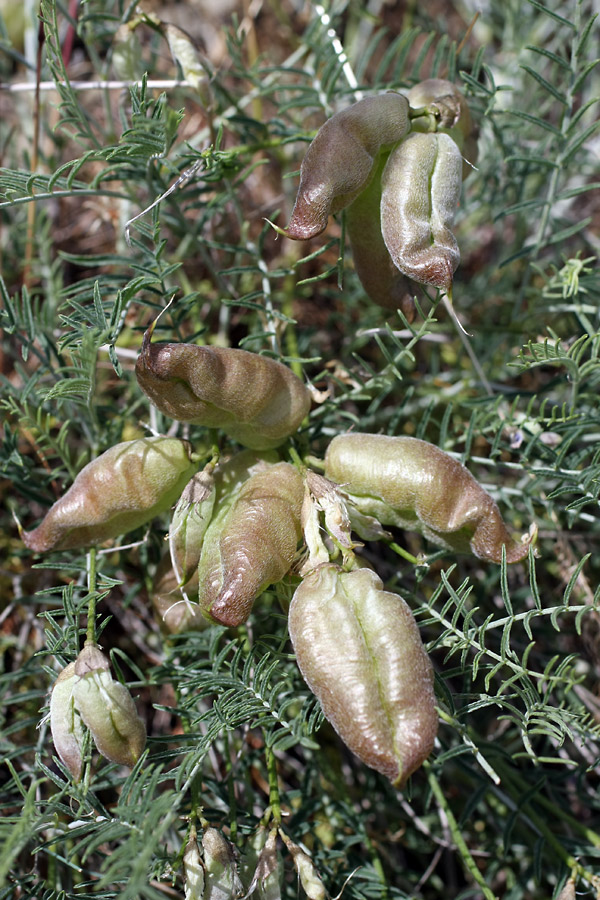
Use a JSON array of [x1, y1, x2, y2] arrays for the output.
[[426, 762, 498, 900], [85, 547, 97, 646], [265, 744, 282, 826], [386, 540, 421, 566], [223, 731, 238, 844]]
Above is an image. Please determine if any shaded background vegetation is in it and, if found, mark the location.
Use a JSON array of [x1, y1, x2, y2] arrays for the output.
[[1, 0, 600, 897]]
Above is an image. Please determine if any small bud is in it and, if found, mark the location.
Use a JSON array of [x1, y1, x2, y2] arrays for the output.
[[289, 565, 437, 786], [325, 433, 533, 564], [72, 645, 146, 768], [22, 437, 197, 553], [135, 328, 311, 451], [285, 92, 411, 240], [49, 662, 84, 781]]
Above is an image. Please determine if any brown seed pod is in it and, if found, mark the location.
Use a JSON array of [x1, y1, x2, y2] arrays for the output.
[[380, 131, 463, 292], [198, 462, 304, 626], [289, 564, 437, 786], [407, 78, 478, 178], [324, 432, 533, 564], [285, 92, 410, 240], [22, 437, 197, 553], [345, 153, 416, 320], [135, 327, 311, 451]]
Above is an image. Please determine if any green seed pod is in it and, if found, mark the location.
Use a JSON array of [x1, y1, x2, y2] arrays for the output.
[[407, 78, 478, 177], [135, 327, 311, 451], [49, 662, 85, 781], [72, 644, 146, 769], [198, 462, 304, 626], [22, 437, 197, 553], [324, 433, 532, 563], [289, 565, 437, 787], [169, 462, 217, 586], [380, 131, 463, 292], [345, 153, 415, 320], [201, 827, 243, 900], [285, 92, 410, 240]]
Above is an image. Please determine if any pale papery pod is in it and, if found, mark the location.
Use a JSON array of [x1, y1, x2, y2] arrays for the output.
[[380, 131, 463, 292], [135, 328, 311, 451], [279, 832, 326, 900], [169, 463, 217, 586], [165, 23, 212, 105], [198, 462, 304, 626], [49, 662, 85, 781], [183, 835, 206, 900], [285, 92, 410, 240], [407, 78, 478, 177], [324, 433, 533, 563], [345, 153, 415, 320], [289, 565, 437, 787], [244, 828, 282, 900], [72, 650, 146, 768], [22, 437, 197, 553], [202, 827, 243, 900]]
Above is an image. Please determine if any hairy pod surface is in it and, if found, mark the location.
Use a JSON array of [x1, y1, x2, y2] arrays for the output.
[[286, 92, 410, 240], [380, 131, 463, 292], [289, 565, 437, 786], [72, 644, 146, 768], [407, 78, 478, 177], [198, 462, 304, 626], [22, 437, 196, 553], [50, 662, 84, 781], [324, 433, 532, 563], [136, 330, 311, 450], [169, 463, 217, 586], [346, 153, 415, 320]]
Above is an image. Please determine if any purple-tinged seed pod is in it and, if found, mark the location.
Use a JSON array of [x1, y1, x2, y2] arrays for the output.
[[324, 432, 533, 563], [198, 462, 304, 627], [22, 437, 197, 553], [285, 92, 411, 240], [380, 131, 463, 292], [289, 564, 437, 787], [135, 327, 311, 451]]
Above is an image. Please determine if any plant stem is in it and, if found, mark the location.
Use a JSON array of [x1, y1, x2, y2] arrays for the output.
[[85, 547, 97, 646], [426, 762, 498, 900], [265, 744, 282, 826]]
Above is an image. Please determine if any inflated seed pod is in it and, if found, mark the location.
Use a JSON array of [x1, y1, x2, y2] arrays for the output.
[[198, 462, 304, 626], [72, 643, 146, 769], [169, 462, 217, 586], [22, 437, 197, 553], [289, 565, 437, 786], [345, 154, 415, 320], [324, 432, 532, 563], [380, 131, 463, 292], [407, 78, 478, 177], [135, 327, 311, 451], [50, 662, 85, 781], [285, 92, 410, 240], [202, 827, 244, 900]]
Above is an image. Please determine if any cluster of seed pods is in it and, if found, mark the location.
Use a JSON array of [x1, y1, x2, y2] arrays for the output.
[[25, 79, 535, 794]]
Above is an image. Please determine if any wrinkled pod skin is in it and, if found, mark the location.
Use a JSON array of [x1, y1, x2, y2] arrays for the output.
[[135, 329, 311, 451], [285, 92, 411, 240], [324, 433, 532, 564], [380, 131, 463, 292], [22, 437, 197, 553], [345, 153, 416, 321], [289, 565, 437, 786], [407, 78, 478, 179], [198, 461, 304, 626]]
